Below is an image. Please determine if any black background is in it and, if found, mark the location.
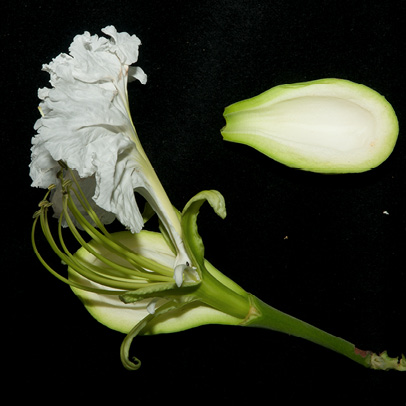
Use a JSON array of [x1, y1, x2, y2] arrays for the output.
[[2, 0, 405, 403]]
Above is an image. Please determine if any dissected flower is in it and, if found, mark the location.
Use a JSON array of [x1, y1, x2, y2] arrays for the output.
[[30, 27, 405, 372]]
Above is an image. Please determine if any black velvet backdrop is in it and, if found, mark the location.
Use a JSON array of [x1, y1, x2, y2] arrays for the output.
[[2, 0, 405, 403]]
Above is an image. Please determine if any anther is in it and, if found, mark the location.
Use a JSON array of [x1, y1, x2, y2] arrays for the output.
[[38, 199, 52, 209], [58, 160, 68, 169], [62, 179, 72, 189]]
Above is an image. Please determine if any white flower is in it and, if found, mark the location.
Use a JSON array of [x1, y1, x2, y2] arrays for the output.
[[30, 26, 192, 283]]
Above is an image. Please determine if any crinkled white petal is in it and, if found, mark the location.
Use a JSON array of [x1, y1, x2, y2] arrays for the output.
[[30, 26, 148, 233], [101, 25, 142, 65], [92, 147, 147, 232], [128, 66, 147, 84]]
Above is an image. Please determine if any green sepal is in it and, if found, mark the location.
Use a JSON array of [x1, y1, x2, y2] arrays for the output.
[[181, 190, 226, 268], [221, 78, 399, 173]]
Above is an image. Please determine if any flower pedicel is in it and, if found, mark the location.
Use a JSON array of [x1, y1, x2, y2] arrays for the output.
[[30, 26, 405, 371]]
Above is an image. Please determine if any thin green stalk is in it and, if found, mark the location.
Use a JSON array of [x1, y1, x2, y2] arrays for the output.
[[68, 169, 111, 235], [245, 295, 405, 370], [62, 201, 168, 289], [32, 209, 122, 295], [65, 192, 174, 278], [37, 194, 147, 290]]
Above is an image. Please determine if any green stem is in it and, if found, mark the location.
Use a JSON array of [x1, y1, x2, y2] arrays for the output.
[[245, 295, 372, 368]]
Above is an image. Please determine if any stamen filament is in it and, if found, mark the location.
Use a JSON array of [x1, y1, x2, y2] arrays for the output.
[[62, 196, 173, 288], [33, 191, 165, 292], [45, 204, 142, 290], [66, 168, 110, 235], [64, 180, 174, 279], [56, 214, 162, 288], [32, 206, 124, 295]]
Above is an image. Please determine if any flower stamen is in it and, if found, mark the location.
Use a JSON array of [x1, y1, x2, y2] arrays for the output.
[[32, 168, 184, 296]]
